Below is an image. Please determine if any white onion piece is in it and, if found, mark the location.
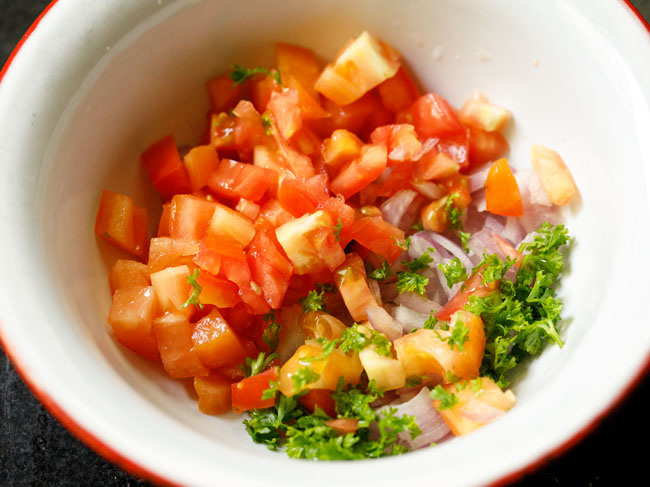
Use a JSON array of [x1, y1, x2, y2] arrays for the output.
[[502, 217, 526, 247], [410, 179, 446, 200], [516, 170, 564, 233], [394, 292, 441, 315], [519, 168, 552, 207], [483, 214, 506, 234], [380, 189, 418, 230], [467, 164, 491, 193], [366, 305, 403, 341], [459, 398, 505, 423], [473, 188, 487, 212], [412, 137, 439, 160], [391, 305, 430, 331], [377, 387, 450, 449], [427, 232, 474, 271]]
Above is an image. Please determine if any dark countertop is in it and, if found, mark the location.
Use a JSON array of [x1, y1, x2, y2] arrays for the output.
[[2, 1, 650, 486]]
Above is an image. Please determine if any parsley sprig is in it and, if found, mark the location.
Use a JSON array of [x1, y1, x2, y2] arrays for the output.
[[230, 64, 282, 86], [180, 269, 203, 310]]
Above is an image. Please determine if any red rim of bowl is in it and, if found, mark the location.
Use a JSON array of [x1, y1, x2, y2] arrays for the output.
[[0, 1, 649, 486]]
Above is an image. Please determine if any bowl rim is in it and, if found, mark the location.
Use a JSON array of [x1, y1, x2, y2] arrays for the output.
[[1, 1, 650, 486]]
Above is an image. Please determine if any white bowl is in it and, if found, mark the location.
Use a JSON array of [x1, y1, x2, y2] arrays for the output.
[[1, 1, 650, 486]]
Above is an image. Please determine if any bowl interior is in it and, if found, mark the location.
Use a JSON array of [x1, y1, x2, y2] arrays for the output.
[[2, 0, 650, 485]]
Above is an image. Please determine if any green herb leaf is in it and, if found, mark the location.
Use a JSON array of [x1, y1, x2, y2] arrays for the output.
[[430, 385, 458, 410], [403, 247, 434, 272], [438, 257, 469, 288], [239, 351, 280, 378], [292, 366, 320, 394], [396, 271, 429, 296], [230, 64, 282, 86], [301, 289, 326, 313], [368, 260, 393, 281], [334, 219, 343, 241], [180, 269, 204, 310], [395, 236, 411, 251]]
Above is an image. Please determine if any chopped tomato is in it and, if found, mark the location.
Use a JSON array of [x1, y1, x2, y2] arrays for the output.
[[191, 309, 247, 367], [350, 215, 405, 264], [440, 173, 471, 209], [194, 371, 233, 415], [299, 389, 336, 417], [275, 42, 320, 99], [168, 194, 216, 241], [248, 227, 294, 309], [231, 367, 279, 413], [485, 158, 523, 217], [108, 286, 160, 361], [467, 125, 509, 169], [438, 129, 470, 169], [196, 270, 240, 308], [152, 313, 209, 379], [141, 134, 192, 200], [109, 260, 150, 294], [183, 145, 220, 193], [268, 88, 302, 140], [207, 159, 277, 202], [206, 74, 242, 113], [377, 66, 420, 114], [95, 190, 148, 258], [330, 144, 388, 199], [410, 93, 464, 139]]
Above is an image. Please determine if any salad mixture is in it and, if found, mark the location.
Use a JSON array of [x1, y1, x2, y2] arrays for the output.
[[95, 32, 577, 459]]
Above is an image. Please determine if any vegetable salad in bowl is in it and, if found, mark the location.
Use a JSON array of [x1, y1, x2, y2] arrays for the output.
[[94, 31, 577, 459]]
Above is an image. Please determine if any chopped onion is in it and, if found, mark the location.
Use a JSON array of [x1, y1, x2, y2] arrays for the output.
[[368, 278, 382, 305], [377, 387, 450, 449], [366, 305, 403, 341], [467, 164, 491, 193], [380, 189, 419, 230], [410, 179, 446, 200], [501, 217, 526, 246], [472, 188, 487, 212], [427, 232, 474, 271], [412, 137, 439, 160], [394, 292, 441, 315], [391, 305, 430, 331]]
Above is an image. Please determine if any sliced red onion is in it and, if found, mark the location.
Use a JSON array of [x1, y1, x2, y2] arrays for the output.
[[483, 214, 506, 234], [472, 188, 487, 212], [366, 305, 403, 341], [467, 164, 491, 193], [412, 137, 439, 160], [427, 232, 474, 271], [410, 179, 446, 200], [467, 228, 502, 264], [459, 398, 505, 423], [391, 305, 430, 331], [368, 278, 383, 305], [377, 387, 450, 449], [408, 232, 448, 262], [394, 292, 441, 315], [380, 189, 418, 229]]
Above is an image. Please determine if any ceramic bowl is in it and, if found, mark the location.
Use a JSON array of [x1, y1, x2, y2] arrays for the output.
[[1, 1, 650, 486]]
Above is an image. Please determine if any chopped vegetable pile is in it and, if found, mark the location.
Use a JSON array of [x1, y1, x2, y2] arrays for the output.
[[95, 31, 577, 459]]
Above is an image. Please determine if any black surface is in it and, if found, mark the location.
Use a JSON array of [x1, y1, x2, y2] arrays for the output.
[[1, 1, 650, 486]]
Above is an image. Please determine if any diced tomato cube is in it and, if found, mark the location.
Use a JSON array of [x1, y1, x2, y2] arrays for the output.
[[248, 228, 293, 309], [205, 202, 255, 247], [95, 190, 148, 258], [413, 151, 459, 180], [157, 202, 172, 237], [235, 198, 260, 221], [467, 125, 509, 170], [191, 309, 247, 368], [330, 144, 388, 199], [194, 371, 233, 415], [377, 66, 420, 114], [109, 260, 150, 294], [410, 93, 464, 139], [258, 199, 294, 228], [275, 42, 320, 98], [147, 237, 199, 274], [316, 94, 376, 137], [196, 270, 240, 308], [376, 163, 413, 197], [153, 313, 209, 378], [438, 129, 470, 169], [169, 194, 216, 241], [440, 173, 472, 209], [350, 215, 405, 264], [298, 389, 336, 417], [485, 158, 523, 217], [206, 74, 242, 113], [268, 88, 302, 140], [149, 265, 192, 313], [108, 286, 160, 361], [183, 145, 219, 193], [207, 159, 277, 202], [209, 112, 238, 152], [321, 129, 363, 174], [248, 74, 281, 113], [231, 367, 279, 413], [141, 134, 192, 200]]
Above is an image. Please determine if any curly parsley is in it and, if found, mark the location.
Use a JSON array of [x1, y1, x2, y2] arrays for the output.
[[301, 289, 326, 313], [438, 257, 468, 288]]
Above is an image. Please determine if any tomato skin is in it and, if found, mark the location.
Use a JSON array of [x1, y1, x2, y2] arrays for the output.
[[485, 158, 523, 217], [231, 367, 279, 413], [330, 144, 388, 199], [410, 93, 464, 139], [350, 215, 405, 264], [207, 159, 278, 202], [141, 134, 192, 200]]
